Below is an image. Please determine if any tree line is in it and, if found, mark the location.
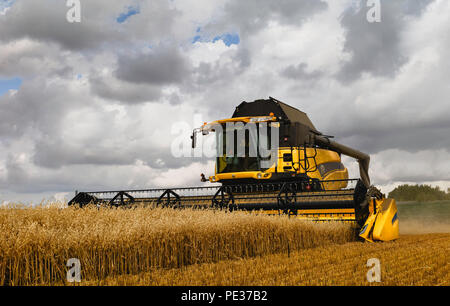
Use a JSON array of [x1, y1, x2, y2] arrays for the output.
[[388, 184, 450, 202]]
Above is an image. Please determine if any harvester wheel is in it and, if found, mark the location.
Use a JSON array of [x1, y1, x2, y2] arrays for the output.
[[68, 192, 100, 208], [108, 191, 135, 208], [277, 183, 297, 214], [212, 187, 235, 211], [157, 189, 181, 209]]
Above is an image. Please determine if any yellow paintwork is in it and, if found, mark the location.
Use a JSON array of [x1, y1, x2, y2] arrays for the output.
[[241, 209, 356, 223], [211, 171, 272, 182], [359, 198, 399, 242], [210, 147, 349, 190], [249, 202, 399, 242]]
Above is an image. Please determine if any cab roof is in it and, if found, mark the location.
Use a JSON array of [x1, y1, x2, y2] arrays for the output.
[[232, 97, 320, 134]]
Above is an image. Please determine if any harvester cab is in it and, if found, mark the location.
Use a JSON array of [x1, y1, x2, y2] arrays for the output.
[[69, 97, 399, 242]]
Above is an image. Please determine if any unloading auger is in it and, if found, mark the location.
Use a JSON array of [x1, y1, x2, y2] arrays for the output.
[[68, 97, 399, 242]]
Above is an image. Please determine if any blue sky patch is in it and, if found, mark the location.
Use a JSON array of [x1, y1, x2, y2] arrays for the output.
[[213, 33, 240, 46], [192, 32, 240, 46], [192, 35, 202, 44], [116, 5, 140, 23], [0, 77, 22, 96], [0, 0, 14, 12]]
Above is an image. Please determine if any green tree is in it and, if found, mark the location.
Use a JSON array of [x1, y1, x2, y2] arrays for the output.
[[388, 184, 449, 202]]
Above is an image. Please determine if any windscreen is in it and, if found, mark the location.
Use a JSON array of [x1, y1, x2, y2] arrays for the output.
[[215, 122, 275, 173]]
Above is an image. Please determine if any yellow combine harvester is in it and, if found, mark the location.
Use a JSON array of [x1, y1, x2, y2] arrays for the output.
[[69, 97, 399, 242]]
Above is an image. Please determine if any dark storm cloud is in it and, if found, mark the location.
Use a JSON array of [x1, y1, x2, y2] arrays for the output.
[[314, 70, 450, 155], [337, 0, 435, 82], [4, 154, 28, 186], [32, 138, 132, 169], [0, 76, 196, 195], [192, 58, 247, 86], [116, 48, 190, 85], [0, 76, 184, 172], [281, 63, 323, 80], [0, 0, 113, 50], [89, 75, 163, 104], [334, 120, 450, 155], [89, 47, 192, 104], [232, 46, 251, 70], [0, 0, 179, 51], [0, 78, 82, 140], [31, 136, 192, 170]]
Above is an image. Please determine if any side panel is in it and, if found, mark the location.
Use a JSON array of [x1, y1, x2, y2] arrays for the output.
[[212, 147, 349, 190], [372, 198, 400, 241], [276, 148, 348, 189], [359, 198, 400, 242]]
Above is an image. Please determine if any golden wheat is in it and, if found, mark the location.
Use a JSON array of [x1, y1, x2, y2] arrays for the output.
[[85, 233, 450, 286], [0, 204, 356, 285]]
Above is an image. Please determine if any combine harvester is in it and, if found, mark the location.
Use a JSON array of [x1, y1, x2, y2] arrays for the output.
[[69, 97, 399, 242]]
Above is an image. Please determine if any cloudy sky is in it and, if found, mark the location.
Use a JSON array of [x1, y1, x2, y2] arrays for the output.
[[0, 0, 449, 203]]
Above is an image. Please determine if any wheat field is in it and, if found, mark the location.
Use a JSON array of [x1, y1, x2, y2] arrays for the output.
[[1, 203, 448, 286], [0, 205, 356, 286]]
